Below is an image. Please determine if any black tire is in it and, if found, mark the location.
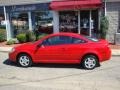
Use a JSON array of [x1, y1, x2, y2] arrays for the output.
[[17, 54, 33, 67], [81, 55, 98, 70]]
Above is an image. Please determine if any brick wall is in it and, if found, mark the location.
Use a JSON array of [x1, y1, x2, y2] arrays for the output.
[[106, 2, 120, 43]]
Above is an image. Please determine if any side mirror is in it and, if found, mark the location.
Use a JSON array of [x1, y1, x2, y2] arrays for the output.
[[37, 44, 41, 48], [37, 44, 45, 48]]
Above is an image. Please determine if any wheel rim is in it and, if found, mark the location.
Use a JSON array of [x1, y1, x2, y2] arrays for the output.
[[19, 56, 30, 66], [84, 57, 96, 69]]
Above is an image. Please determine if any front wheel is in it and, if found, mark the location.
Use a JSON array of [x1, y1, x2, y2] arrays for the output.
[[81, 55, 98, 70], [17, 54, 33, 67]]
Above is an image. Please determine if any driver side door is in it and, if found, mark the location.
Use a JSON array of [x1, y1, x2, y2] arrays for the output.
[[34, 36, 66, 63]]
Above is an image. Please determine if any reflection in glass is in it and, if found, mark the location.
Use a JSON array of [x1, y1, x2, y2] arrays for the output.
[[80, 11, 90, 36], [11, 12, 28, 37], [34, 11, 53, 34], [59, 11, 78, 33]]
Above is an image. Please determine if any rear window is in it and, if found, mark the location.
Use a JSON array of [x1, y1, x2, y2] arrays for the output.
[[86, 36, 99, 42]]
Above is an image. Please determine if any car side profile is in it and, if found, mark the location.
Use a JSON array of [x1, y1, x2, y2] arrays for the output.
[[9, 33, 111, 69]]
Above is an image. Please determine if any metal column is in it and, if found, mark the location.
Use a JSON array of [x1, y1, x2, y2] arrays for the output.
[[89, 10, 92, 37], [3, 6, 11, 40], [78, 11, 80, 34], [28, 11, 33, 30], [104, 0, 107, 16]]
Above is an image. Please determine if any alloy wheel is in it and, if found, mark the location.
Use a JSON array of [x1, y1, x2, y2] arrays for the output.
[[18, 54, 32, 67], [82, 55, 98, 70]]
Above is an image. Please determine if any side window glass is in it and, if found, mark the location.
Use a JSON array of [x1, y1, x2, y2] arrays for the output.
[[42, 36, 61, 46], [72, 37, 86, 44], [48, 36, 60, 45], [59, 36, 72, 44], [43, 36, 73, 46], [42, 36, 86, 46], [42, 39, 50, 46]]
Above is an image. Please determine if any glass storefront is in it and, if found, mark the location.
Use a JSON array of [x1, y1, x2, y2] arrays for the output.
[[0, 13, 5, 29], [59, 11, 78, 33], [80, 10, 98, 37], [59, 10, 98, 37], [6, 3, 51, 38], [1, 2, 99, 40], [10, 11, 53, 37], [10, 12, 28, 37], [9, 10, 98, 38], [34, 11, 53, 34]]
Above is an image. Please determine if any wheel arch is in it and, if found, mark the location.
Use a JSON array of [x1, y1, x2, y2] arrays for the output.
[[16, 52, 33, 62], [80, 53, 100, 64]]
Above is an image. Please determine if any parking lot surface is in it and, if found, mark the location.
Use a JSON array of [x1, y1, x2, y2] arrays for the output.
[[0, 52, 120, 90]]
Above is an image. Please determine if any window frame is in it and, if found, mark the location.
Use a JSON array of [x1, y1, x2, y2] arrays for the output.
[[118, 11, 120, 33], [41, 35, 87, 46]]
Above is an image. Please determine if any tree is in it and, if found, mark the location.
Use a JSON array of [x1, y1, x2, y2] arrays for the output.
[[100, 16, 109, 39]]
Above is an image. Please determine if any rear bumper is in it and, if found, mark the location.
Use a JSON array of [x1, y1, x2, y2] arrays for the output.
[[101, 47, 111, 62]]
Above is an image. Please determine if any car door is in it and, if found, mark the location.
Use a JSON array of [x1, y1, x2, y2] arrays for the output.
[[61, 37, 87, 63], [34, 36, 68, 63]]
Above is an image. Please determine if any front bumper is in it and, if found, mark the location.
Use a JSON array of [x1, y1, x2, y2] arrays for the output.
[[9, 51, 17, 62]]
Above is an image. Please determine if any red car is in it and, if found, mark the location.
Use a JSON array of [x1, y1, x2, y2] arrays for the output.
[[9, 33, 111, 69]]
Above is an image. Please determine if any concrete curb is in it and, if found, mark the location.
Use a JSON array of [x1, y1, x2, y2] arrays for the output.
[[0, 47, 120, 56], [112, 49, 120, 56], [0, 47, 13, 52]]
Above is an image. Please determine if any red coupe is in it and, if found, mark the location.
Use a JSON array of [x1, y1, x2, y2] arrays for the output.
[[9, 33, 111, 69]]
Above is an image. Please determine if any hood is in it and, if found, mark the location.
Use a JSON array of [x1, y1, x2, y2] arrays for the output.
[[15, 42, 35, 50]]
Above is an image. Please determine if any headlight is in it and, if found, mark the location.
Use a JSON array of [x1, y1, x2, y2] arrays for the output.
[[10, 48, 15, 53]]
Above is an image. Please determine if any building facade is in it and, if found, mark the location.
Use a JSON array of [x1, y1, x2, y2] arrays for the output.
[[0, 0, 120, 44], [104, 0, 120, 44]]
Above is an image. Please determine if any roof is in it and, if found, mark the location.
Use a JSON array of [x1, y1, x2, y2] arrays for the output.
[[0, 0, 52, 6]]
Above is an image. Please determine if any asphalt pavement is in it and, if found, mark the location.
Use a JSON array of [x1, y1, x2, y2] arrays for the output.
[[0, 52, 120, 90]]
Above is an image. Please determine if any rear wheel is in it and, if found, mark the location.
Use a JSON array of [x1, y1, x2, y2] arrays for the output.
[[17, 54, 32, 67], [81, 55, 98, 70]]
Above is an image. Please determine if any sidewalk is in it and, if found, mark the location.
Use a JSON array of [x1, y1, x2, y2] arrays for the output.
[[110, 45, 120, 55], [0, 47, 13, 52], [0, 45, 120, 56]]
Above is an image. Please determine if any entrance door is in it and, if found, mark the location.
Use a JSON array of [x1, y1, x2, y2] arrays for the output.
[[80, 10, 98, 37], [91, 10, 99, 38], [80, 11, 90, 36]]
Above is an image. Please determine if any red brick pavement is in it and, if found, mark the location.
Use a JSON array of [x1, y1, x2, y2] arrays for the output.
[[110, 45, 120, 49], [0, 41, 24, 47]]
